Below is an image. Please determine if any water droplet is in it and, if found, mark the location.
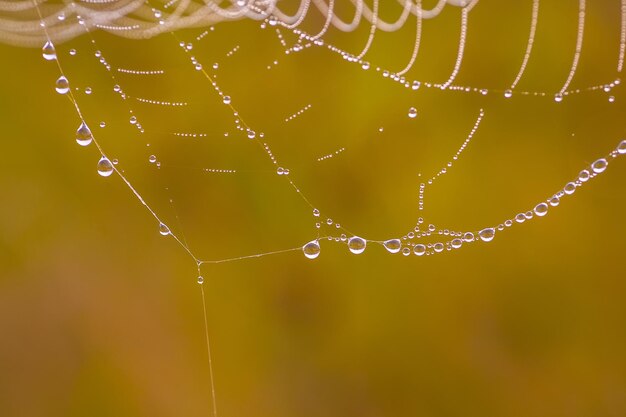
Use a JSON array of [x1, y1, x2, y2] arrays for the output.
[[433, 243, 444, 253], [554, 93, 563, 103], [97, 156, 114, 177], [42, 41, 56, 61], [411, 80, 421, 90], [534, 202, 549, 217], [616, 140, 626, 155], [76, 122, 93, 146], [55, 76, 69, 94], [563, 182, 577, 195], [578, 169, 590, 182], [401, 247, 411, 256], [408, 107, 418, 118], [268, 16, 278, 26], [129, 115, 137, 124], [197, 276, 204, 284], [247, 130, 256, 139], [149, 155, 157, 163], [312, 208, 320, 217], [302, 240, 320, 259], [504, 89, 512, 98], [158, 222, 170, 235], [223, 96, 231, 104], [413, 244, 426, 256], [591, 158, 608, 173], [451, 238, 463, 249], [548, 196, 560, 207], [383, 239, 402, 254], [276, 167, 285, 175], [478, 228, 495, 242], [462, 232, 474, 242], [347, 236, 366, 254]]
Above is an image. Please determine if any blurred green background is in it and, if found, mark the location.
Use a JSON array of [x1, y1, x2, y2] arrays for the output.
[[1, 1, 626, 416]]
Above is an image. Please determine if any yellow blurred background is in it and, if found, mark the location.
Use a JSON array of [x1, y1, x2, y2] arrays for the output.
[[1, 1, 626, 416]]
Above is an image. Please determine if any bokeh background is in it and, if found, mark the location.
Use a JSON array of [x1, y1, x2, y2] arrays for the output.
[[1, 1, 626, 416]]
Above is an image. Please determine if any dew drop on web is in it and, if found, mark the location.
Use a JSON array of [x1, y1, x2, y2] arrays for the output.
[[96, 156, 113, 177], [158, 222, 170, 236], [42, 40, 56, 61], [347, 236, 366, 254], [383, 239, 402, 254], [55, 75, 69, 94], [75, 122, 93, 146], [302, 240, 320, 259], [478, 228, 496, 242]]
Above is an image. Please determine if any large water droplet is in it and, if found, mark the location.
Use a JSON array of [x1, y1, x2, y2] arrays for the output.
[[591, 158, 608, 173], [42, 41, 56, 61], [158, 222, 170, 235], [302, 240, 320, 259], [616, 140, 626, 154], [451, 238, 463, 249], [347, 236, 366, 254], [55, 75, 69, 94], [96, 156, 113, 177], [433, 243, 444, 253], [563, 182, 577, 195], [312, 208, 320, 217], [413, 244, 426, 256], [534, 202, 549, 217], [408, 107, 418, 119], [76, 122, 93, 146], [197, 276, 204, 284], [462, 232, 474, 242], [223, 95, 231, 104], [504, 89, 513, 98], [478, 228, 495, 242], [383, 239, 402, 254]]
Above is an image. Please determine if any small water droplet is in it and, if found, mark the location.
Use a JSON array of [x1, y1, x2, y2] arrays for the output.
[[312, 208, 320, 217], [302, 240, 320, 259], [451, 238, 462, 249], [247, 130, 256, 139], [197, 276, 204, 284], [548, 195, 560, 207], [347, 236, 366, 254], [478, 228, 495, 242], [504, 89, 513, 98], [616, 140, 626, 154], [563, 182, 577, 195], [383, 239, 402, 254], [578, 169, 590, 182], [411, 80, 421, 90], [223, 96, 231, 104], [76, 122, 93, 146], [158, 222, 170, 235], [42, 41, 56, 61], [433, 243, 444, 253], [97, 156, 114, 177], [149, 155, 157, 163], [408, 107, 418, 118], [534, 202, 549, 217], [462, 232, 474, 242], [591, 158, 608, 173], [276, 167, 285, 175], [268, 16, 278, 26], [55, 76, 69, 94], [554, 93, 563, 103]]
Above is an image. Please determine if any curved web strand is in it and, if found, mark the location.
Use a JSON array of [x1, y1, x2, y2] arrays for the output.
[[354, 0, 378, 60], [440, 5, 468, 90], [557, 0, 585, 97], [619, 0, 626, 72], [310, 0, 334, 40], [396, 0, 422, 76], [509, 0, 539, 91]]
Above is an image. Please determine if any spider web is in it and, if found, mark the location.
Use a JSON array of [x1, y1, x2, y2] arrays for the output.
[[2, 1, 626, 416]]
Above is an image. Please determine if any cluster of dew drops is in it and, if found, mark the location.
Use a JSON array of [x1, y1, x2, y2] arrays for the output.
[[44, 40, 116, 178], [301, 142, 626, 260], [41, 38, 626, 261]]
